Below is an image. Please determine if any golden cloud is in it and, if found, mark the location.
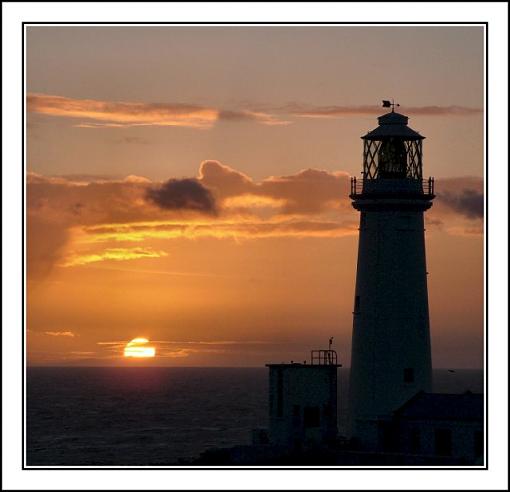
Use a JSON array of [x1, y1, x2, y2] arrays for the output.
[[26, 163, 483, 277], [75, 218, 359, 244], [223, 194, 287, 209], [28, 93, 219, 129], [198, 160, 351, 214], [44, 331, 76, 337], [27, 94, 289, 129], [61, 247, 168, 267]]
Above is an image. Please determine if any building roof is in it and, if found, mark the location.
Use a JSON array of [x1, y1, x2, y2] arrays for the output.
[[377, 111, 409, 125], [362, 111, 424, 141], [394, 391, 483, 421]]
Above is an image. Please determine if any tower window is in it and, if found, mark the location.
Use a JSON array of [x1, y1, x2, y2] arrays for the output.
[[403, 368, 414, 383]]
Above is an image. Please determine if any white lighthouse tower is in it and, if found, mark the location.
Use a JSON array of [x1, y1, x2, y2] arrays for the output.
[[348, 103, 435, 449]]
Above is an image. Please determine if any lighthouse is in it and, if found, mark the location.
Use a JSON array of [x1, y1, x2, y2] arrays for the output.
[[348, 103, 435, 449]]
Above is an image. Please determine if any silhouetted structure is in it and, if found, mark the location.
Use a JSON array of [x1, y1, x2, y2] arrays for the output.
[[187, 103, 484, 467], [392, 391, 483, 462], [348, 106, 435, 449], [190, 388, 483, 466], [266, 350, 340, 448]]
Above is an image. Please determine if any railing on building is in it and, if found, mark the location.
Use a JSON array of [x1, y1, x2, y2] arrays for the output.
[[310, 350, 338, 366], [350, 176, 435, 198]]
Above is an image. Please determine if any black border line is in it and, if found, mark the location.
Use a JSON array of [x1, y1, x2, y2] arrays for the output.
[[22, 21, 489, 471]]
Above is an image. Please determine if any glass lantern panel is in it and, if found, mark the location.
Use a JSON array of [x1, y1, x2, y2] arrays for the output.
[[363, 139, 422, 180]]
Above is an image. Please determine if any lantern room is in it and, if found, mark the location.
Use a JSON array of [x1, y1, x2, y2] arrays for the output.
[[361, 110, 424, 180]]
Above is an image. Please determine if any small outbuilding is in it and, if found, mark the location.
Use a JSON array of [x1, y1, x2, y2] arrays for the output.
[[392, 391, 484, 462], [266, 349, 341, 449]]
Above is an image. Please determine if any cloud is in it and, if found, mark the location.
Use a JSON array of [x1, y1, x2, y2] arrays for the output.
[[146, 178, 216, 214], [27, 172, 153, 226], [223, 194, 287, 209], [79, 218, 359, 243], [27, 93, 482, 133], [28, 94, 478, 133], [259, 168, 351, 214], [432, 177, 484, 219], [27, 93, 218, 129], [44, 331, 75, 337], [26, 165, 484, 277], [427, 176, 484, 235], [123, 175, 152, 184], [96, 339, 281, 360], [218, 110, 291, 126], [285, 103, 483, 118], [27, 218, 71, 279], [198, 160, 351, 214], [27, 174, 162, 277], [198, 160, 254, 196], [61, 247, 168, 267], [27, 93, 288, 129], [437, 189, 484, 219], [98, 339, 273, 347]]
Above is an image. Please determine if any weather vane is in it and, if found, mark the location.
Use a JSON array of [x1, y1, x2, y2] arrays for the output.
[[382, 99, 400, 112]]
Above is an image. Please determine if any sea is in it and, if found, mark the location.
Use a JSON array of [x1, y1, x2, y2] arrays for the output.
[[26, 367, 483, 466]]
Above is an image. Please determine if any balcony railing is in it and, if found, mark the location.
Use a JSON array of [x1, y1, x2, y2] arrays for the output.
[[350, 176, 435, 198], [310, 350, 338, 366]]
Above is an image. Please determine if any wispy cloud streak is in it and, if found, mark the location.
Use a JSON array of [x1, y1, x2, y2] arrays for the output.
[[28, 93, 218, 128], [61, 247, 168, 267], [27, 93, 289, 128], [285, 103, 482, 118], [78, 218, 359, 243], [27, 93, 478, 130], [96, 339, 275, 360]]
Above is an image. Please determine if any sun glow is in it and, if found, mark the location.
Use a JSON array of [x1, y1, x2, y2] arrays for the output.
[[124, 337, 156, 358]]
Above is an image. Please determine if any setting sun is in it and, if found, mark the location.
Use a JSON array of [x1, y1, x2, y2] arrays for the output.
[[123, 338, 156, 358]]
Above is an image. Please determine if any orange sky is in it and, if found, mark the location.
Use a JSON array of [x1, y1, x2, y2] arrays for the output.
[[26, 26, 484, 368]]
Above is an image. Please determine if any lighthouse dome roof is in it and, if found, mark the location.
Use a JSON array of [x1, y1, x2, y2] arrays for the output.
[[362, 111, 425, 141], [378, 111, 409, 125]]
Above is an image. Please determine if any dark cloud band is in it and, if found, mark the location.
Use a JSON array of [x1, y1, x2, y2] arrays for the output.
[[437, 189, 484, 219], [146, 178, 216, 214]]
